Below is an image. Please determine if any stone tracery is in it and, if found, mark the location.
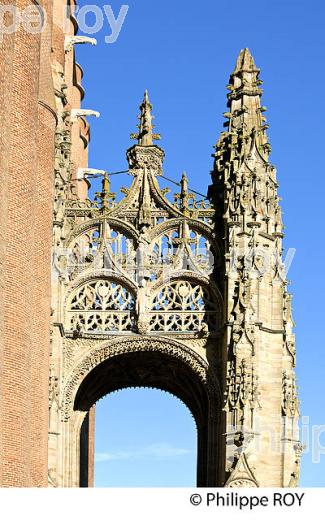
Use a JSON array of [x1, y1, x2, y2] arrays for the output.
[[149, 280, 219, 333], [67, 279, 136, 333], [50, 50, 300, 488]]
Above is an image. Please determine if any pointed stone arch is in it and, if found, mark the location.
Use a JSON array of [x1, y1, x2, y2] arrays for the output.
[[59, 336, 223, 487]]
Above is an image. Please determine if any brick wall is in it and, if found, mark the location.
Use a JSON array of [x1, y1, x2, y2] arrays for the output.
[[0, 0, 93, 486], [0, 0, 59, 487], [0, 0, 44, 486]]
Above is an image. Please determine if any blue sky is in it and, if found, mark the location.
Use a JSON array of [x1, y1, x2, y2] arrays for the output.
[[94, 389, 197, 487], [75, 0, 325, 486]]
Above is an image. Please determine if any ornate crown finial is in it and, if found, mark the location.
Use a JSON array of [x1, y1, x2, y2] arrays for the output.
[[130, 90, 161, 146]]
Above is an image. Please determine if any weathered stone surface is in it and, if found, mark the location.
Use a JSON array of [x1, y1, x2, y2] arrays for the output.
[[49, 52, 300, 487]]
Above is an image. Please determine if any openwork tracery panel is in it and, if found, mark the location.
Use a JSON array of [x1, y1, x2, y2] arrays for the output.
[[148, 227, 215, 278], [151, 230, 178, 261], [187, 230, 214, 274], [104, 228, 137, 280], [66, 227, 100, 279], [147, 229, 179, 280], [149, 280, 219, 332], [67, 280, 135, 333]]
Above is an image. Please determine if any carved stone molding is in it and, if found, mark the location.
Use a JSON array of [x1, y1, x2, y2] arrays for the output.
[[49, 370, 60, 411], [288, 442, 303, 487], [64, 217, 139, 246], [282, 370, 299, 418], [224, 358, 261, 429], [225, 452, 259, 488], [61, 336, 216, 421]]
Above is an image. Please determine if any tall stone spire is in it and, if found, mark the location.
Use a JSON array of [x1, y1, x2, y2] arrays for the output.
[[210, 48, 281, 236], [127, 91, 165, 178], [131, 90, 161, 146], [225, 48, 270, 157], [208, 49, 300, 487]]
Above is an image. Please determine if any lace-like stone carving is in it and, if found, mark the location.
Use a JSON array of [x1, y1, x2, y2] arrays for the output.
[[67, 280, 136, 333], [61, 337, 211, 420], [149, 280, 219, 332]]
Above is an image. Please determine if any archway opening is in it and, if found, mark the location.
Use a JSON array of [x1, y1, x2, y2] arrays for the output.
[[93, 388, 197, 487], [72, 345, 217, 487]]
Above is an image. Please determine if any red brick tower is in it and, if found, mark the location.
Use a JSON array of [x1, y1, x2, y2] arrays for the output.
[[0, 0, 92, 486]]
